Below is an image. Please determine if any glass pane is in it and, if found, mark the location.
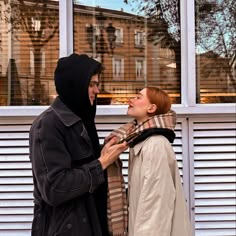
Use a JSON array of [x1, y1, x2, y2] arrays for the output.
[[73, 0, 181, 105], [0, 0, 59, 106], [195, 1, 236, 103]]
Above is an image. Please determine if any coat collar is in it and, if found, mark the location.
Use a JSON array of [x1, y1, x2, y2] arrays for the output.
[[51, 96, 81, 127], [133, 138, 146, 156]]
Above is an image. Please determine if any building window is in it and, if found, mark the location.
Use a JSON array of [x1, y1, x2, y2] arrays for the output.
[[73, 1, 182, 104], [31, 17, 41, 32], [113, 57, 124, 80], [115, 27, 123, 44], [135, 58, 145, 80], [30, 49, 46, 76], [135, 30, 145, 47], [0, 0, 59, 106]]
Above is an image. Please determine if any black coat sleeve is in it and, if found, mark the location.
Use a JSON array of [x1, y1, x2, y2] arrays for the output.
[[29, 115, 104, 206]]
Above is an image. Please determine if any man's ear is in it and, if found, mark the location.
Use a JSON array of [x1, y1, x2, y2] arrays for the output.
[[147, 104, 157, 114]]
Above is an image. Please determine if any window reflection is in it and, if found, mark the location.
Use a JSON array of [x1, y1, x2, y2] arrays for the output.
[[1, 1, 234, 106], [196, 1, 236, 103], [73, 0, 181, 104], [0, 0, 59, 106]]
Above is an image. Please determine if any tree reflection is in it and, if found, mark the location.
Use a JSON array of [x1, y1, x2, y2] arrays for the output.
[[6, 58, 22, 105], [3, 0, 59, 105], [125, 0, 181, 100], [196, 0, 236, 102], [125, 0, 236, 103]]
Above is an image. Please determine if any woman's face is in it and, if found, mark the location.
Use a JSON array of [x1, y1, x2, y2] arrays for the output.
[[127, 88, 154, 123]]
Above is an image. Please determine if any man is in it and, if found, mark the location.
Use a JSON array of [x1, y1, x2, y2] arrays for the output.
[[29, 53, 127, 236]]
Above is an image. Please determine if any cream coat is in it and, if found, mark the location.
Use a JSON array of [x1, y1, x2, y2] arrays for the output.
[[128, 135, 192, 236]]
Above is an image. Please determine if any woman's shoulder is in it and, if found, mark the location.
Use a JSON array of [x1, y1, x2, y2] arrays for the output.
[[144, 135, 171, 147], [141, 135, 175, 156]]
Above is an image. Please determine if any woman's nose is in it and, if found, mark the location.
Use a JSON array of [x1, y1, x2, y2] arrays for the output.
[[128, 98, 133, 105]]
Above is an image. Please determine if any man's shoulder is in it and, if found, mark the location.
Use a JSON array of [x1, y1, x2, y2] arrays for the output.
[[31, 106, 59, 128]]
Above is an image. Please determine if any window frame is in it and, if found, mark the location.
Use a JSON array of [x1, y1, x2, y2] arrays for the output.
[[180, 0, 196, 106], [59, 0, 73, 57]]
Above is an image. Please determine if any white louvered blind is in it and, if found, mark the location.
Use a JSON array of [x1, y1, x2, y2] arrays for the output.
[[1, 114, 235, 235], [0, 117, 34, 236], [0, 115, 187, 235], [173, 119, 185, 179], [190, 117, 236, 236]]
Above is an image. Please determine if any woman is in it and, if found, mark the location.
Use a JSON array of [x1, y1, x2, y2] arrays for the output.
[[107, 87, 192, 236]]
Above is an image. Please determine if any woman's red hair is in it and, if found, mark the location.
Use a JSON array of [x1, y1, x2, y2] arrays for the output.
[[146, 86, 171, 115]]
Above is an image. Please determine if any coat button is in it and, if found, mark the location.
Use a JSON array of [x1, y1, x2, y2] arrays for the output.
[[67, 223, 72, 229], [82, 217, 87, 223]]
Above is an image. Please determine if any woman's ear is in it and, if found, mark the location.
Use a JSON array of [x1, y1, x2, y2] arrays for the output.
[[147, 104, 157, 114]]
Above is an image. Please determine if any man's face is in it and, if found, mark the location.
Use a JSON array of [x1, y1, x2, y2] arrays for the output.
[[88, 74, 100, 105]]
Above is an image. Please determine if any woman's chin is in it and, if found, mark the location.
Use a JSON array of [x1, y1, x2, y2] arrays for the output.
[[127, 110, 135, 118]]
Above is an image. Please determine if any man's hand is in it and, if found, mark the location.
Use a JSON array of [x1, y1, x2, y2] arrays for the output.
[[98, 137, 128, 170]]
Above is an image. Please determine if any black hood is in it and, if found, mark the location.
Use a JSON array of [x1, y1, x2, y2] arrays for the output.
[[54, 53, 102, 120], [54, 53, 102, 161]]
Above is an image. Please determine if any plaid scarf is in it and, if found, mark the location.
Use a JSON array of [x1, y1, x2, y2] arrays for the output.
[[107, 159, 128, 236], [109, 110, 176, 144], [106, 110, 176, 236]]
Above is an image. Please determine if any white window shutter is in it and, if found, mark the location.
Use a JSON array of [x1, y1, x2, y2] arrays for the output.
[[0, 118, 34, 235], [189, 117, 236, 236]]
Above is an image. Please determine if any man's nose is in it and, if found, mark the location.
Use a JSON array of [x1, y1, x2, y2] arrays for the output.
[[94, 85, 100, 93]]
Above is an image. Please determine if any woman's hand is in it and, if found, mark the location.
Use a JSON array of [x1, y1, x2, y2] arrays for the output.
[[98, 137, 128, 170]]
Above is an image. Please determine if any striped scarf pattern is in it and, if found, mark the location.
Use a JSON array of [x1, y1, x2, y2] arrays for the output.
[[107, 159, 128, 236], [106, 110, 176, 236], [110, 109, 176, 142]]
